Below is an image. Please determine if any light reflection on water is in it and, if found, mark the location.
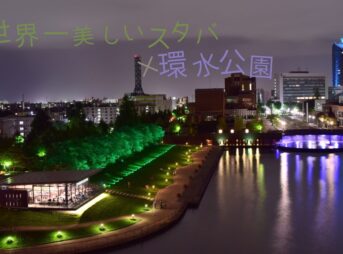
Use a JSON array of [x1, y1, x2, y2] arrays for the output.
[[101, 149, 343, 254]]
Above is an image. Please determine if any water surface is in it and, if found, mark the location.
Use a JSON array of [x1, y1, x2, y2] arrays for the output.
[[101, 148, 343, 254]]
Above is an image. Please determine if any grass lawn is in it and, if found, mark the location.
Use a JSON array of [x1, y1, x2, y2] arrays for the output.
[[0, 208, 78, 228], [0, 218, 138, 249], [105, 145, 198, 197], [79, 195, 149, 223], [0, 195, 148, 228]]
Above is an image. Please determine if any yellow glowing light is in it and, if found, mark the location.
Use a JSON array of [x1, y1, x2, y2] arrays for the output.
[[99, 223, 105, 231]]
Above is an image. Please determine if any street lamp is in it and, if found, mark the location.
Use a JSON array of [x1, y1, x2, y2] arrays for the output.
[[245, 129, 249, 134], [230, 129, 235, 134]]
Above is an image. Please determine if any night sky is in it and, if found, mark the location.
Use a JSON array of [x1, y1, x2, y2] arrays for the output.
[[0, 0, 342, 102]]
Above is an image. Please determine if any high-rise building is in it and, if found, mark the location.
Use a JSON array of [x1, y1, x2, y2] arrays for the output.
[[271, 74, 278, 99], [332, 39, 343, 87], [132, 54, 144, 95], [279, 71, 326, 104]]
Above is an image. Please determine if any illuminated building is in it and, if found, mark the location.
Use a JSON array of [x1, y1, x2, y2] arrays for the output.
[[332, 38, 343, 87], [225, 73, 257, 109], [279, 71, 326, 104], [84, 105, 119, 124], [0, 170, 101, 209]]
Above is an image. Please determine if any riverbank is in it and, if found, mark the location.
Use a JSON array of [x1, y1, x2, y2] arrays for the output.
[[1, 146, 222, 254]]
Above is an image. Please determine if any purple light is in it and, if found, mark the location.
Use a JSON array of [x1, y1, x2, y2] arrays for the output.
[[278, 134, 343, 150]]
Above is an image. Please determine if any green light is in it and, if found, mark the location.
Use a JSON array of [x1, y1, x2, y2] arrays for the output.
[[6, 237, 14, 245], [37, 148, 47, 158], [1, 160, 12, 169], [173, 124, 181, 133], [15, 135, 25, 144], [256, 124, 263, 131], [56, 231, 63, 239]]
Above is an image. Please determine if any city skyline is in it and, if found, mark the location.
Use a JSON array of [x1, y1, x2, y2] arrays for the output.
[[0, 0, 342, 102]]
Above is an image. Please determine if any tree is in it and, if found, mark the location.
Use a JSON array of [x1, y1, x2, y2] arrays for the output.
[[25, 109, 53, 153], [98, 120, 109, 134], [217, 116, 227, 132], [247, 118, 264, 133], [267, 114, 279, 126], [274, 101, 282, 110], [234, 116, 245, 131], [314, 87, 321, 99], [115, 95, 139, 129], [257, 103, 266, 115], [266, 99, 274, 115]]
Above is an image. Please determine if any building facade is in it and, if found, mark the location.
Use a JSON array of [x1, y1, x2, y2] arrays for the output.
[[333, 39, 343, 87], [194, 88, 225, 122], [326, 104, 343, 127], [0, 170, 101, 209], [279, 71, 327, 104], [83, 106, 119, 124], [128, 94, 172, 114], [225, 73, 257, 109], [0, 116, 34, 138]]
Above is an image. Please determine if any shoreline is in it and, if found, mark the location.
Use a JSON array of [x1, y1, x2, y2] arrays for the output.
[[1, 146, 222, 254]]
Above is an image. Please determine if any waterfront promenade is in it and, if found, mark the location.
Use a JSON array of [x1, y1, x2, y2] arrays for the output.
[[2, 146, 222, 254]]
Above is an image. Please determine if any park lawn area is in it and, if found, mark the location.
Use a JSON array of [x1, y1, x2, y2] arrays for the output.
[[0, 218, 138, 249], [0, 208, 79, 228], [79, 194, 149, 223], [108, 145, 198, 197], [0, 195, 148, 228], [92, 144, 175, 187], [0, 144, 198, 229]]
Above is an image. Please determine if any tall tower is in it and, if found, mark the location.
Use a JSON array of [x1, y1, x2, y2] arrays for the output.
[[133, 54, 145, 95], [332, 38, 343, 87]]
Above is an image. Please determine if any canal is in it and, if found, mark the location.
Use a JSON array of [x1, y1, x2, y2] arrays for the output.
[[102, 148, 343, 254]]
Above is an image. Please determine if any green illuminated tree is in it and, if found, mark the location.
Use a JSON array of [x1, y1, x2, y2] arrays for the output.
[[45, 124, 164, 170]]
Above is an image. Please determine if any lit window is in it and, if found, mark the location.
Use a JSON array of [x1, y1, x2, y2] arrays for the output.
[[242, 84, 244, 91], [19, 121, 24, 125], [249, 83, 252, 90]]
